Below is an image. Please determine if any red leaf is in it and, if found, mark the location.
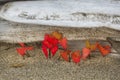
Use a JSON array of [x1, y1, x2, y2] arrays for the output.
[[59, 37, 67, 49], [60, 50, 71, 62], [81, 48, 91, 60], [50, 46, 58, 56], [16, 48, 26, 56], [47, 36, 54, 43], [42, 40, 53, 49], [19, 42, 25, 47], [43, 34, 58, 48], [44, 34, 56, 44], [47, 36, 58, 46], [42, 45, 48, 58], [71, 50, 81, 63], [72, 57, 81, 64], [16, 42, 34, 57], [97, 44, 110, 56], [51, 38, 59, 46]]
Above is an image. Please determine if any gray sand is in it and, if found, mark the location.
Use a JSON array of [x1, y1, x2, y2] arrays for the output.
[[0, 41, 120, 80]]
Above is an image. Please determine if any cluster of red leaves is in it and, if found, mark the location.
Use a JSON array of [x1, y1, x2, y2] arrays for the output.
[[60, 40, 111, 64], [16, 43, 34, 56], [16, 31, 111, 64], [41, 31, 67, 58]]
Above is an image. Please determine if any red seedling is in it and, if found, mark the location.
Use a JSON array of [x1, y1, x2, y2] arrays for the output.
[[97, 43, 111, 56], [81, 47, 91, 60], [71, 50, 81, 64], [16, 43, 33, 56], [60, 50, 71, 62]]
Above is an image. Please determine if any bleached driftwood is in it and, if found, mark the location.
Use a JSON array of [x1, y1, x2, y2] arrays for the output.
[[0, 0, 120, 43], [0, 0, 120, 30]]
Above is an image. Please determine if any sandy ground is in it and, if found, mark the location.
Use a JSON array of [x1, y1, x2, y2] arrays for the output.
[[0, 40, 120, 80]]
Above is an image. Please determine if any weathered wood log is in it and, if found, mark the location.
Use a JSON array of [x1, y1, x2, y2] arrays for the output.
[[0, 0, 120, 30], [0, 0, 120, 43]]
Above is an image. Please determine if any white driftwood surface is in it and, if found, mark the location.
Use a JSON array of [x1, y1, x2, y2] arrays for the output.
[[0, 0, 120, 30]]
